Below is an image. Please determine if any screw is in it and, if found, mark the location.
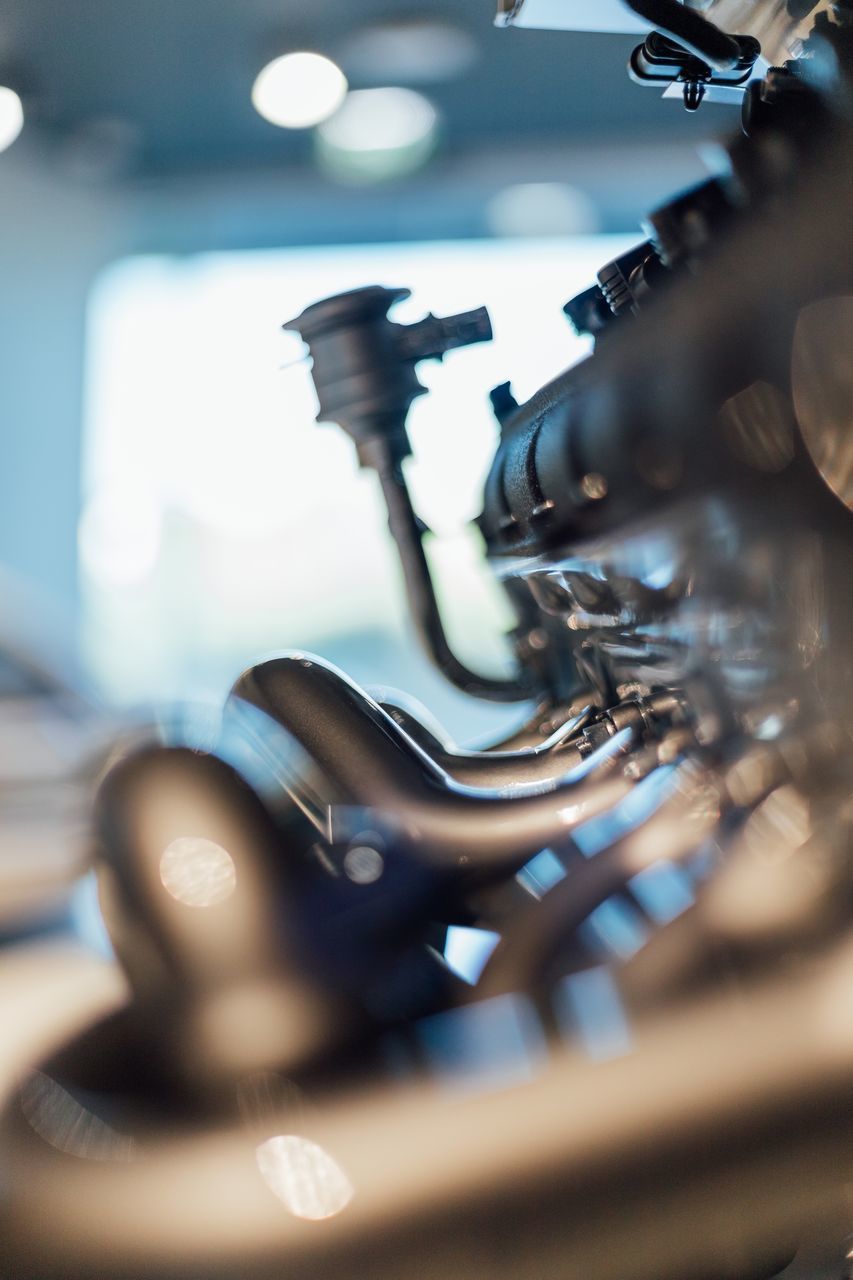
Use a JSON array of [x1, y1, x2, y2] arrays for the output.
[[683, 80, 707, 111]]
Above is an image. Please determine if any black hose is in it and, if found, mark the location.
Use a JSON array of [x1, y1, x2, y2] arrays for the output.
[[372, 447, 535, 704]]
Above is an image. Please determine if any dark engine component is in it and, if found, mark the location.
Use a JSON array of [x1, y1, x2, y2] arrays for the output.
[[629, 29, 760, 111], [284, 286, 536, 703], [284, 284, 493, 469]]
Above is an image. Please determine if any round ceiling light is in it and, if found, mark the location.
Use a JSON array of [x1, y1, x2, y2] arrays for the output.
[[252, 52, 348, 130], [0, 86, 24, 154], [315, 87, 438, 183]]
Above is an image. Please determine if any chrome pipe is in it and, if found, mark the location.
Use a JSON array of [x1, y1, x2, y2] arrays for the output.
[[227, 654, 639, 879], [379, 696, 594, 789]]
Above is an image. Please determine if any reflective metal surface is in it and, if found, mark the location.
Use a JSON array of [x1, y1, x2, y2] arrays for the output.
[[4, 7, 853, 1279]]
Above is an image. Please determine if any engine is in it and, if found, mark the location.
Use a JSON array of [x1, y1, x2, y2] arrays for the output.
[[4, 4, 853, 1278]]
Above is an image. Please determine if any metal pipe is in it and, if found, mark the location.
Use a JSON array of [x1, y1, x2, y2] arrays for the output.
[[478, 729, 832, 999], [227, 653, 638, 879], [93, 745, 353, 1094], [379, 696, 595, 789], [7, 933, 853, 1280], [477, 759, 717, 997]]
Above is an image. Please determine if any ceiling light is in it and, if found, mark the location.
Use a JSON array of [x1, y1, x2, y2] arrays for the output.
[[0, 86, 23, 154], [315, 87, 438, 183], [252, 52, 347, 130]]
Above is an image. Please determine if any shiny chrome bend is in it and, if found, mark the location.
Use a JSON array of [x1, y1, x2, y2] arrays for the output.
[[227, 653, 639, 878], [379, 696, 594, 789]]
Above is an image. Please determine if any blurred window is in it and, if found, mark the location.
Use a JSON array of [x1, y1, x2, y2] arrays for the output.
[[81, 237, 632, 738]]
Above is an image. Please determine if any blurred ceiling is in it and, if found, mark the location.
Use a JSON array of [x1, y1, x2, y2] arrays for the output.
[[0, 0, 738, 180]]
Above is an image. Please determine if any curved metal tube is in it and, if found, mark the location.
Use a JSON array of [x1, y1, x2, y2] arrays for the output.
[[369, 690, 455, 758], [482, 695, 596, 752], [227, 654, 638, 879], [7, 933, 853, 1280], [379, 695, 595, 789], [376, 690, 598, 757], [476, 759, 720, 998], [476, 728, 825, 1000], [94, 744, 352, 1090]]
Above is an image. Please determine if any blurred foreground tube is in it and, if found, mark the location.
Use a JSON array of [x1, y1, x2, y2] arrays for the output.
[[3, 931, 853, 1279]]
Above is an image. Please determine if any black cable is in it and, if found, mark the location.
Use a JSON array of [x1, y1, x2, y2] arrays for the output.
[[621, 0, 743, 70], [371, 444, 535, 704]]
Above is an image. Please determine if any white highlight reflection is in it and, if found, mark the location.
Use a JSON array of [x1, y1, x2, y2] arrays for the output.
[[20, 1071, 135, 1162], [255, 1134, 353, 1220], [0, 86, 23, 154], [159, 836, 237, 908], [444, 926, 500, 984], [252, 53, 347, 129], [343, 844, 384, 884]]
